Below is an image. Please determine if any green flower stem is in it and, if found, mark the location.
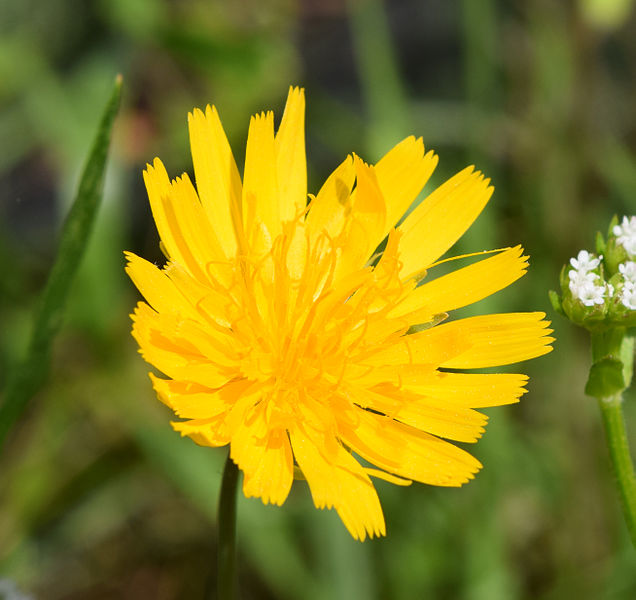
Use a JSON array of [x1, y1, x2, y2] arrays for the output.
[[597, 394, 636, 549], [588, 329, 636, 548], [217, 453, 239, 600], [0, 75, 122, 451], [590, 328, 626, 364]]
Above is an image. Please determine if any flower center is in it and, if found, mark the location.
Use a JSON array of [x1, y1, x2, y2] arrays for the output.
[[211, 218, 409, 432]]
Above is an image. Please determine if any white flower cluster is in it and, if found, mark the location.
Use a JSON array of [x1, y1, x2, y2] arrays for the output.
[[568, 250, 608, 307], [568, 248, 636, 311], [613, 215, 636, 256]]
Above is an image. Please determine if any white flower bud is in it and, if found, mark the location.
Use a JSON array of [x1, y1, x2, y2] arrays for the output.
[[572, 280, 606, 306], [618, 261, 636, 284], [569, 250, 601, 272]]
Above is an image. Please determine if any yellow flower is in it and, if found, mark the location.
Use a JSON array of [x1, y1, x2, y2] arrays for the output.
[[126, 87, 553, 540]]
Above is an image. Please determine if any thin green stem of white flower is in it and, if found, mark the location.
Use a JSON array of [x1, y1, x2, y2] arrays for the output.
[[217, 452, 239, 600], [598, 394, 636, 549]]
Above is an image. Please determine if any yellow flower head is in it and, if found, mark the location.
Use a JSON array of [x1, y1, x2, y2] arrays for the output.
[[126, 87, 553, 540]]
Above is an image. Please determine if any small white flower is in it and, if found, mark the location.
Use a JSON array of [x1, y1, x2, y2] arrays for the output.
[[569, 250, 601, 272], [621, 282, 636, 310], [613, 215, 636, 237], [613, 216, 636, 256], [618, 261, 636, 285], [568, 269, 598, 296], [568, 269, 598, 283], [572, 280, 606, 306]]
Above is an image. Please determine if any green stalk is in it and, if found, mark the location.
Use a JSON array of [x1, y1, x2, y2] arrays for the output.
[[597, 394, 636, 548], [587, 329, 636, 549], [0, 75, 122, 451], [217, 453, 239, 600]]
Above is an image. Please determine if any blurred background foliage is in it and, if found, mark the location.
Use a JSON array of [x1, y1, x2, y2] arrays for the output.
[[1, 0, 636, 598]]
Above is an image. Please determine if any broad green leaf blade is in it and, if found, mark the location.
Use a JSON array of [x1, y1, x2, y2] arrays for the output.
[[0, 75, 123, 450]]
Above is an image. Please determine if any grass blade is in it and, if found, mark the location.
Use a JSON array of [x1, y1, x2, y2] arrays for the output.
[[0, 75, 123, 450]]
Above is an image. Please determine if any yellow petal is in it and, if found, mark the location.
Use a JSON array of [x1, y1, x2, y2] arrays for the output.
[[401, 372, 529, 408], [275, 87, 307, 222], [131, 302, 237, 387], [162, 261, 232, 328], [344, 363, 438, 389], [284, 220, 308, 281], [131, 302, 199, 369], [394, 399, 487, 443], [243, 111, 280, 243], [125, 252, 198, 319], [374, 136, 438, 234], [332, 156, 386, 282], [143, 159, 185, 265], [398, 167, 493, 280], [364, 468, 412, 486], [223, 384, 265, 437], [349, 383, 488, 443], [290, 425, 386, 541], [357, 323, 465, 368], [391, 245, 529, 321], [231, 404, 293, 506], [150, 374, 240, 419], [305, 155, 355, 244], [171, 414, 231, 447], [440, 312, 554, 369], [166, 174, 228, 274], [352, 155, 387, 257], [341, 409, 482, 487], [142, 162, 227, 284], [188, 105, 242, 257]]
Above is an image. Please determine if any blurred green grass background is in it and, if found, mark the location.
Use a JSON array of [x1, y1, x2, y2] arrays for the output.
[[2, 0, 636, 598]]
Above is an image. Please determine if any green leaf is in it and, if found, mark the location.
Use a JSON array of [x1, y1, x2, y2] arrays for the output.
[[548, 290, 563, 315], [0, 75, 123, 450], [595, 230, 606, 255], [608, 213, 619, 236], [585, 357, 626, 398]]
